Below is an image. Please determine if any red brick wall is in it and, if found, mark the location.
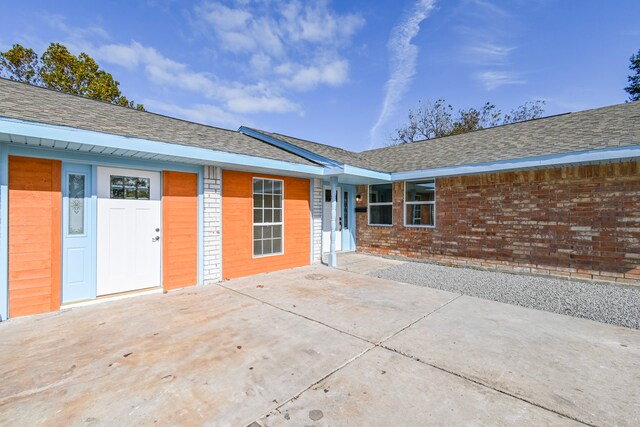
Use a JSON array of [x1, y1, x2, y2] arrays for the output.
[[356, 161, 640, 284]]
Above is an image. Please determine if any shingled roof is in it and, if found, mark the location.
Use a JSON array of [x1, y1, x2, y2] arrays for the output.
[[244, 128, 383, 170], [0, 78, 316, 166], [359, 101, 640, 172]]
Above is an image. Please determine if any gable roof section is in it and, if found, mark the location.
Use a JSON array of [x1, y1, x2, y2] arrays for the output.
[[241, 127, 384, 171], [360, 101, 640, 173], [0, 78, 316, 166]]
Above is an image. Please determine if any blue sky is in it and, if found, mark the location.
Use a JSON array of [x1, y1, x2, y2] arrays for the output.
[[2, 0, 639, 151]]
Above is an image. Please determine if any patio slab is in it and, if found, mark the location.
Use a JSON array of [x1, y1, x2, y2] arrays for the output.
[[0, 285, 370, 426], [259, 347, 578, 426], [221, 264, 458, 342], [1, 264, 638, 426], [383, 295, 640, 427]]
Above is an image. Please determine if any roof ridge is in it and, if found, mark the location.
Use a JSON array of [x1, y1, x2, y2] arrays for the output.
[[360, 100, 640, 154], [249, 127, 364, 156]]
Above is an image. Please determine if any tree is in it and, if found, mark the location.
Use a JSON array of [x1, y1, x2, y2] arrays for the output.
[[391, 99, 545, 145], [625, 49, 640, 101], [0, 43, 144, 110], [0, 44, 40, 85]]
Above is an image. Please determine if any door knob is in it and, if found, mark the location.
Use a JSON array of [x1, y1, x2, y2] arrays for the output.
[[155, 228, 160, 232]]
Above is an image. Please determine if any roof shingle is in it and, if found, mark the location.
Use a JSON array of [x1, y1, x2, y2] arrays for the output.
[[0, 78, 317, 166]]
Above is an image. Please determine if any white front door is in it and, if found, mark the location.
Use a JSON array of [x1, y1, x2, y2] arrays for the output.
[[97, 167, 162, 296], [322, 186, 342, 253]]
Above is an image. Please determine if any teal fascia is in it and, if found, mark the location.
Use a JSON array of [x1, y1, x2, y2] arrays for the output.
[[0, 117, 325, 176], [391, 145, 640, 181], [239, 126, 342, 167]]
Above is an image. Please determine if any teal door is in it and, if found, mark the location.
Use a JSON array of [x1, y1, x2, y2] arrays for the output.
[[62, 164, 95, 303]]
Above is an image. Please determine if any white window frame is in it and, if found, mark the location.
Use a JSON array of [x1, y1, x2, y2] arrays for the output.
[[252, 177, 285, 258], [368, 183, 393, 227], [404, 179, 436, 228]]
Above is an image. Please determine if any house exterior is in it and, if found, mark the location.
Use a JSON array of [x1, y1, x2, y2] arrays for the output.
[[0, 77, 638, 320]]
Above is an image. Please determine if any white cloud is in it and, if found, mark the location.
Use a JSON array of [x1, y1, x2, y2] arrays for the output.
[[466, 42, 514, 64], [93, 41, 298, 114], [369, 0, 436, 147], [476, 71, 524, 90], [192, 1, 363, 90], [286, 58, 349, 91]]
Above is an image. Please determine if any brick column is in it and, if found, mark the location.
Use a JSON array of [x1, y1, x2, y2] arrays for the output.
[[311, 178, 322, 263], [203, 166, 222, 284]]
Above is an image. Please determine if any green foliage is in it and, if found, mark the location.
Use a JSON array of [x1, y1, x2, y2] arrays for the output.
[[391, 99, 545, 145], [0, 44, 40, 85], [0, 43, 144, 110], [625, 49, 640, 101]]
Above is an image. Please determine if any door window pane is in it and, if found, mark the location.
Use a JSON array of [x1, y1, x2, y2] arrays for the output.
[[110, 175, 151, 200], [68, 174, 85, 235]]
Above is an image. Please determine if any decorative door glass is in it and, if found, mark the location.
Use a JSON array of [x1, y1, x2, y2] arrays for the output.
[[68, 174, 85, 235]]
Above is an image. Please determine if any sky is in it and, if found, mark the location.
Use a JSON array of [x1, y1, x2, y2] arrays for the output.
[[1, 0, 639, 151]]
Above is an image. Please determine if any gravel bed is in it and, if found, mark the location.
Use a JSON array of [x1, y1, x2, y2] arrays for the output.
[[372, 262, 640, 329]]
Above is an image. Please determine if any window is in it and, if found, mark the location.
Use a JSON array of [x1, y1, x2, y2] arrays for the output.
[[110, 175, 150, 200], [368, 183, 393, 226], [343, 191, 349, 230], [253, 178, 284, 256], [68, 174, 85, 235], [404, 180, 435, 227]]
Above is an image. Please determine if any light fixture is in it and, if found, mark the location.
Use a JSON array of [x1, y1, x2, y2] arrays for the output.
[[356, 193, 362, 203]]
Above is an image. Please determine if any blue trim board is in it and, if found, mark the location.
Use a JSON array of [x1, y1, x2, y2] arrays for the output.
[[239, 126, 343, 167], [0, 117, 325, 176], [61, 163, 96, 303], [0, 143, 8, 320], [197, 166, 204, 286], [8, 145, 201, 174], [391, 145, 640, 181]]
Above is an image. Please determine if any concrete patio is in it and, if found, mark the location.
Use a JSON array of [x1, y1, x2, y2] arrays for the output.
[[1, 263, 638, 426]]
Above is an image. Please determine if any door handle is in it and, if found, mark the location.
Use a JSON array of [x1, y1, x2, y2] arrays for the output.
[[339, 218, 342, 231], [152, 236, 160, 242]]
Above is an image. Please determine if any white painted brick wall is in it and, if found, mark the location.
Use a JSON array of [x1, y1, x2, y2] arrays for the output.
[[311, 178, 322, 263], [203, 166, 222, 284]]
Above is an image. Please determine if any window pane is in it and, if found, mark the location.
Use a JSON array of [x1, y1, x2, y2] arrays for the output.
[[253, 239, 262, 256], [253, 193, 263, 208], [406, 180, 435, 202], [264, 194, 273, 208], [264, 209, 272, 223], [273, 195, 282, 208], [263, 225, 272, 238], [369, 184, 392, 203], [264, 179, 273, 193], [124, 177, 137, 199], [273, 208, 282, 223], [68, 174, 85, 235], [253, 225, 262, 239], [273, 238, 282, 253], [110, 176, 124, 199], [325, 189, 332, 202], [406, 204, 435, 226], [263, 239, 273, 254], [273, 180, 282, 194], [253, 179, 263, 194], [343, 191, 349, 229], [369, 205, 392, 225], [136, 177, 150, 200], [273, 224, 282, 238], [253, 209, 263, 223]]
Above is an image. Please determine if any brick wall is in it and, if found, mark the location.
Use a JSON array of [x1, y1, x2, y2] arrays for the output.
[[203, 166, 222, 284], [356, 160, 640, 285]]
